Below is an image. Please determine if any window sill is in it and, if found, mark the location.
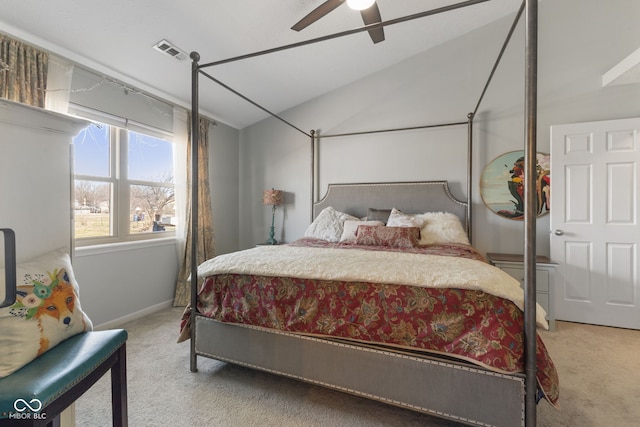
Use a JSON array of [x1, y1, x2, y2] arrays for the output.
[[75, 237, 177, 257]]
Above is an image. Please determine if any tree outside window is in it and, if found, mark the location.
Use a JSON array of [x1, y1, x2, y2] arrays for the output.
[[73, 123, 175, 245]]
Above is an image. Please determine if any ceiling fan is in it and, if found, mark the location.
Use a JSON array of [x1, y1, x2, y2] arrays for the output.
[[291, 0, 385, 44]]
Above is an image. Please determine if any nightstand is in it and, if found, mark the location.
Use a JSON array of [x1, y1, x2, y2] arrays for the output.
[[486, 253, 556, 331]]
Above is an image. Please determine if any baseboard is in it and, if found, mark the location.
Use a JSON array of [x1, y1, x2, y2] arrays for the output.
[[93, 299, 174, 330]]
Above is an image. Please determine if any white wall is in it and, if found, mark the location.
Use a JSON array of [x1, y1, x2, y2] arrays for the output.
[[238, 0, 640, 256], [210, 122, 241, 255], [73, 241, 178, 327], [0, 101, 87, 262], [240, 120, 311, 246]]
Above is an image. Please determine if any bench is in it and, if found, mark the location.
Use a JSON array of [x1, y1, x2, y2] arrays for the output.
[[0, 329, 128, 427]]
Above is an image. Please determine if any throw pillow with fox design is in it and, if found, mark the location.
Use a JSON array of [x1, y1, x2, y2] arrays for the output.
[[0, 250, 92, 377]]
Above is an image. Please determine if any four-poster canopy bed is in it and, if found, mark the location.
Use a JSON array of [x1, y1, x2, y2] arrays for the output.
[[180, 1, 556, 425]]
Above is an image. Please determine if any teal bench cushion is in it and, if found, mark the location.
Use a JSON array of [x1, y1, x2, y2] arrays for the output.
[[0, 329, 127, 419]]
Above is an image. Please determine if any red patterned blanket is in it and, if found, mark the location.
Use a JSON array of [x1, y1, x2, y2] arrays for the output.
[[180, 238, 559, 405]]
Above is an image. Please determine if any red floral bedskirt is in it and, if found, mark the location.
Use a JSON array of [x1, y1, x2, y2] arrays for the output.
[[180, 240, 558, 405]]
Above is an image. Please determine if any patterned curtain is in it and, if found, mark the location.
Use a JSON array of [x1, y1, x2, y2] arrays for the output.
[[173, 114, 216, 306], [0, 34, 48, 107]]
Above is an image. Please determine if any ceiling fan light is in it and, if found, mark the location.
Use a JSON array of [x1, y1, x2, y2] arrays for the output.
[[346, 0, 376, 11]]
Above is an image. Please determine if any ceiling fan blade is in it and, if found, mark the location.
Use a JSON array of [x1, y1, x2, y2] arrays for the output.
[[291, 0, 344, 32], [360, 2, 385, 44]]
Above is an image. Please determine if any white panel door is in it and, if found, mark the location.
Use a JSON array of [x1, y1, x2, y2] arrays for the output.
[[550, 117, 640, 329]]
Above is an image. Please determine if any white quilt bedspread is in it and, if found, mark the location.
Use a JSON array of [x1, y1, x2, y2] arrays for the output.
[[198, 245, 549, 329]]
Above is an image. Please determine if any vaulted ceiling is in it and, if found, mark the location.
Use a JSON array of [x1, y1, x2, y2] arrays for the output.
[[1, 0, 523, 128]]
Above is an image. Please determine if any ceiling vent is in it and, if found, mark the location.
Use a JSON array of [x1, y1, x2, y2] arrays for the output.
[[153, 39, 188, 62]]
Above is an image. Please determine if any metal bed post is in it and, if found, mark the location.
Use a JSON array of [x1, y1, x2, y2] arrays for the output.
[[524, 0, 539, 424], [189, 51, 201, 373], [466, 112, 474, 243], [310, 129, 316, 221]]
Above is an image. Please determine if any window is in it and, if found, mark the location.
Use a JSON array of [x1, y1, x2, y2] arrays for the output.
[[73, 122, 176, 245]]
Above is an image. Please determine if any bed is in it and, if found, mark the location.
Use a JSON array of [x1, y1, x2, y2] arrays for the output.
[[179, 183, 558, 426], [182, 1, 549, 425]]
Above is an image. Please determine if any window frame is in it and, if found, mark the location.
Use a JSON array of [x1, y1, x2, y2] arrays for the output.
[[73, 121, 176, 247]]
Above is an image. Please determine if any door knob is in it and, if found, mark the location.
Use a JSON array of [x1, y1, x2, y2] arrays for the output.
[[554, 229, 564, 236]]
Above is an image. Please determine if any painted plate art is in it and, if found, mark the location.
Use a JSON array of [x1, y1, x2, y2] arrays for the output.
[[480, 150, 550, 220]]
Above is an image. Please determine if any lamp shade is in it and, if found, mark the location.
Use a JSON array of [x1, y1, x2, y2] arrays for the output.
[[263, 189, 283, 206]]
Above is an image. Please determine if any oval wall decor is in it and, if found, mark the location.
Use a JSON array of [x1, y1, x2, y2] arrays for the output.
[[480, 150, 550, 220]]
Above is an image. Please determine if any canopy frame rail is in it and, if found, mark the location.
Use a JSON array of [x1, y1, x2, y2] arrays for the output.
[[198, 0, 493, 69], [198, 70, 312, 138], [188, 0, 526, 244], [190, 0, 526, 137], [473, 0, 525, 117], [188, 0, 539, 422]]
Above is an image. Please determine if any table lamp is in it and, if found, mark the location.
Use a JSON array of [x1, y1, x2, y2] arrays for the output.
[[263, 189, 283, 245]]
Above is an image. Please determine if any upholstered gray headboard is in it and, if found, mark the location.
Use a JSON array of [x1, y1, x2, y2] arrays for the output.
[[313, 181, 469, 234]]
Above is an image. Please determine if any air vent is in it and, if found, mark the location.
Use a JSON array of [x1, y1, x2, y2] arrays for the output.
[[153, 39, 188, 62]]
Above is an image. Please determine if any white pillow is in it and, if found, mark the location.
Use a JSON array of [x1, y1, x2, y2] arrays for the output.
[[304, 207, 359, 242], [386, 208, 426, 228], [418, 212, 470, 245], [339, 220, 384, 242], [386, 208, 469, 245]]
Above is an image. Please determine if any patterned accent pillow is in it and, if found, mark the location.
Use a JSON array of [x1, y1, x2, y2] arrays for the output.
[[355, 225, 420, 248], [0, 250, 93, 378], [304, 207, 359, 242], [340, 220, 384, 242]]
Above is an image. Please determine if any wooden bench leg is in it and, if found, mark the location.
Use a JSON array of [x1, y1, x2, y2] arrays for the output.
[[111, 343, 128, 427], [45, 416, 60, 427]]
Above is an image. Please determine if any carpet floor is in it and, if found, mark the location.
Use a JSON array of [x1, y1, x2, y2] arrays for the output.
[[75, 307, 640, 426]]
